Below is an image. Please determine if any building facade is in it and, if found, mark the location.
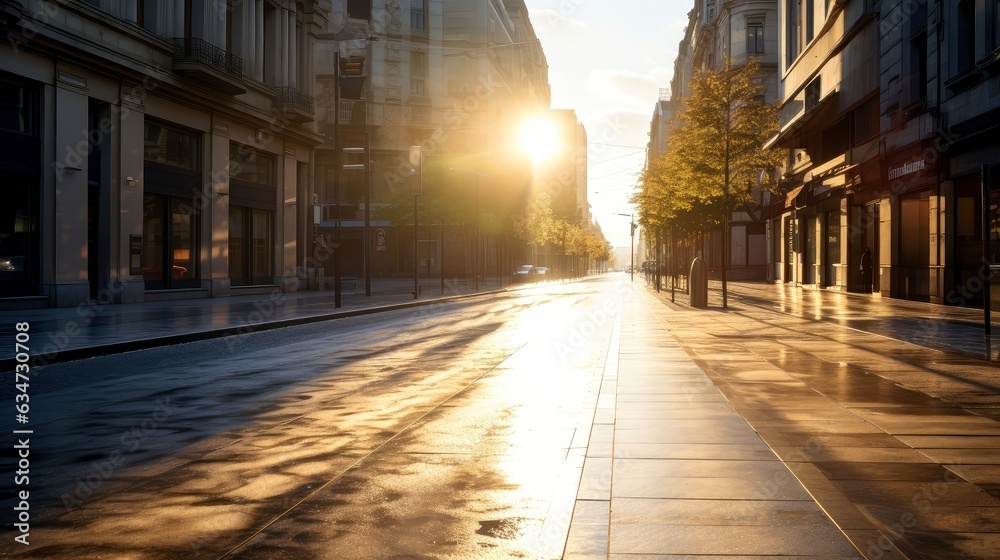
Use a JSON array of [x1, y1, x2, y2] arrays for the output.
[[0, 0, 552, 309], [1, 0, 324, 309], [766, 0, 1000, 306], [313, 0, 551, 282], [660, 0, 780, 281], [768, 0, 881, 292]]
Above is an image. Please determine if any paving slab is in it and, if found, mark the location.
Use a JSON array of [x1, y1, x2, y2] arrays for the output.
[[564, 286, 861, 559]]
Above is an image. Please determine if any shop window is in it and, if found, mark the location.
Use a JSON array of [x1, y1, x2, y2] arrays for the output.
[[229, 206, 274, 286], [825, 211, 840, 264], [0, 79, 38, 135], [142, 194, 200, 290], [0, 176, 37, 295], [0, 77, 40, 296], [229, 143, 275, 286]]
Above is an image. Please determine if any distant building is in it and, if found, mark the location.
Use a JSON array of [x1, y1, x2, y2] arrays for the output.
[[314, 0, 551, 281]]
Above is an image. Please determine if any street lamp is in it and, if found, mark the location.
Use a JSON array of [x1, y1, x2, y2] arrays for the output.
[[617, 213, 635, 283], [316, 28, 376, 304], [448, 167, 482, 293]]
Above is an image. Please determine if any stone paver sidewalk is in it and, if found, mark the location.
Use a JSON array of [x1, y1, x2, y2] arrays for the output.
[[563, 287, 863, 558]]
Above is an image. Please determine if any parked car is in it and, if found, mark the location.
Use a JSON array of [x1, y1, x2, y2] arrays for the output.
[[512, 264, 537, 283], [535, 266, 549, 280]]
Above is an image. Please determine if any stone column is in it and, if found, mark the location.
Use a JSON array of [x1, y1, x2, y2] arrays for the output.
[[115, 89, 147, 303], [50, 78, 90, 307], [208, 120, 232, 297]]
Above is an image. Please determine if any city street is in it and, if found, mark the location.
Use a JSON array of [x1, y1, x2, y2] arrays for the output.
[[6, 276, 1000, 558], [2, 280, 620, 559]]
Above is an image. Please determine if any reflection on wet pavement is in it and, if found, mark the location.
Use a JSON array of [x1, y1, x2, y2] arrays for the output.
[[3, 282, 616, 559], [648, 284, 1000, 559]]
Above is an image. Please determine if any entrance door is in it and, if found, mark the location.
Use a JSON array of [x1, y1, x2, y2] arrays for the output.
[[784, 215, 794, 282], [866, 201, 880, 293], [87, 102, 110, 300]]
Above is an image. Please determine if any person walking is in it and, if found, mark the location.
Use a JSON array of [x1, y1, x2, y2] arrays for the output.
[[860, 246, 874, 294]]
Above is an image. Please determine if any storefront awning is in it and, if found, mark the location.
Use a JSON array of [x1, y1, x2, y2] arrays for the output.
[[784, 185, 805, 209]]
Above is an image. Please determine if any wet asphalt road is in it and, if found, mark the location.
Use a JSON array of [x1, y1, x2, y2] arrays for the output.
[[1, 278, 625, 559]]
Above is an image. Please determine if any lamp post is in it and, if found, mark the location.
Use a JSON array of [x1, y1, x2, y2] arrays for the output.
[[316, 26, 378, 302], [448, 167, 482, 293], [617, 213, 635, 283]]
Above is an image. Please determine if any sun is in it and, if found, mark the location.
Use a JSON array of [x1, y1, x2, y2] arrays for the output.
[[518, 117, 560, 163]]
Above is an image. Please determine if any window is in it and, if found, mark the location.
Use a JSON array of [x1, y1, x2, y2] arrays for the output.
[[903, 1, 928, 104], [957, 0, 977, 74], [229, 143, 274, 185], [747, 19, 764, 54], [228, 143, 275, 286], [805, 77, 821, 110], [805, 0, 815, 43], [849, 98, 878, 145], [995, 0, 1000, 49], [820, 118, 849, 162], [348, 0, 371, 21], [411, 0, 426, 31], [229, 206, 274, 286], [144, 122, 200, 170], [826, 211, 840, 264], [410, 51, 427, 96], [138, 0, 187, 39], [0, 77, 38, 135], [142, 194, 200, 290], [786, 0, 800, 67], [82, 0, 136, 21]]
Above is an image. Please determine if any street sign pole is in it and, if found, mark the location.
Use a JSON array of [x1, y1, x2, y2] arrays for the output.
[[410, 146, 422, 299]]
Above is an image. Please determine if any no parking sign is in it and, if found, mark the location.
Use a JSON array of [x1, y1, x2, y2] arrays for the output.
[[376, 228, 386, 252]]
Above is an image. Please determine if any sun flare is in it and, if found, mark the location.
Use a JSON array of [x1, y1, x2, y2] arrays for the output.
[[518, 117, 560, 162]]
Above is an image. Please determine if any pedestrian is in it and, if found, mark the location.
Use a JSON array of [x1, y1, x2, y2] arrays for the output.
[[860, 246, 874, 294]]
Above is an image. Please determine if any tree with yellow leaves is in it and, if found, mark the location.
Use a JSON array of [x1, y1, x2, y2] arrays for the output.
[[637, 57, 781, 307]]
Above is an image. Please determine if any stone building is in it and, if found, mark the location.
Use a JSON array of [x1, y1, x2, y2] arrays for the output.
[[0, 0, 325, 309]]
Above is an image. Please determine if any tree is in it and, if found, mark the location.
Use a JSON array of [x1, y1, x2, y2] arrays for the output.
[[513, 190, 556, 248], [636, 57, 781, 307]]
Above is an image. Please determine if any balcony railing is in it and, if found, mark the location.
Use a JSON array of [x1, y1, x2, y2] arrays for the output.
[[274, 86, 314, 112], [172, 37, 244, 79]]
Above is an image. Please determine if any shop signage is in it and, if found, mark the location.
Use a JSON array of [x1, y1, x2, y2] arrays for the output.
[[888, 158, 926, 181]]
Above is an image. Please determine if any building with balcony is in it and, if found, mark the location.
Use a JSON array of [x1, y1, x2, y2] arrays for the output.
[[0, 0, 325, 309]]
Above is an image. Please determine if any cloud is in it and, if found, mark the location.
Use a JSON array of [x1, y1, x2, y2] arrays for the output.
[[585, 68, 669, 108], [527, 8, 588, 31]]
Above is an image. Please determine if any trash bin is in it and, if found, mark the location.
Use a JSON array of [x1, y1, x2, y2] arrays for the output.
[[689, 257, 708, 308]]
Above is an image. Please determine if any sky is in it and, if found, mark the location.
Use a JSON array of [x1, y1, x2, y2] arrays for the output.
[[523, 0, 692, 249]]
